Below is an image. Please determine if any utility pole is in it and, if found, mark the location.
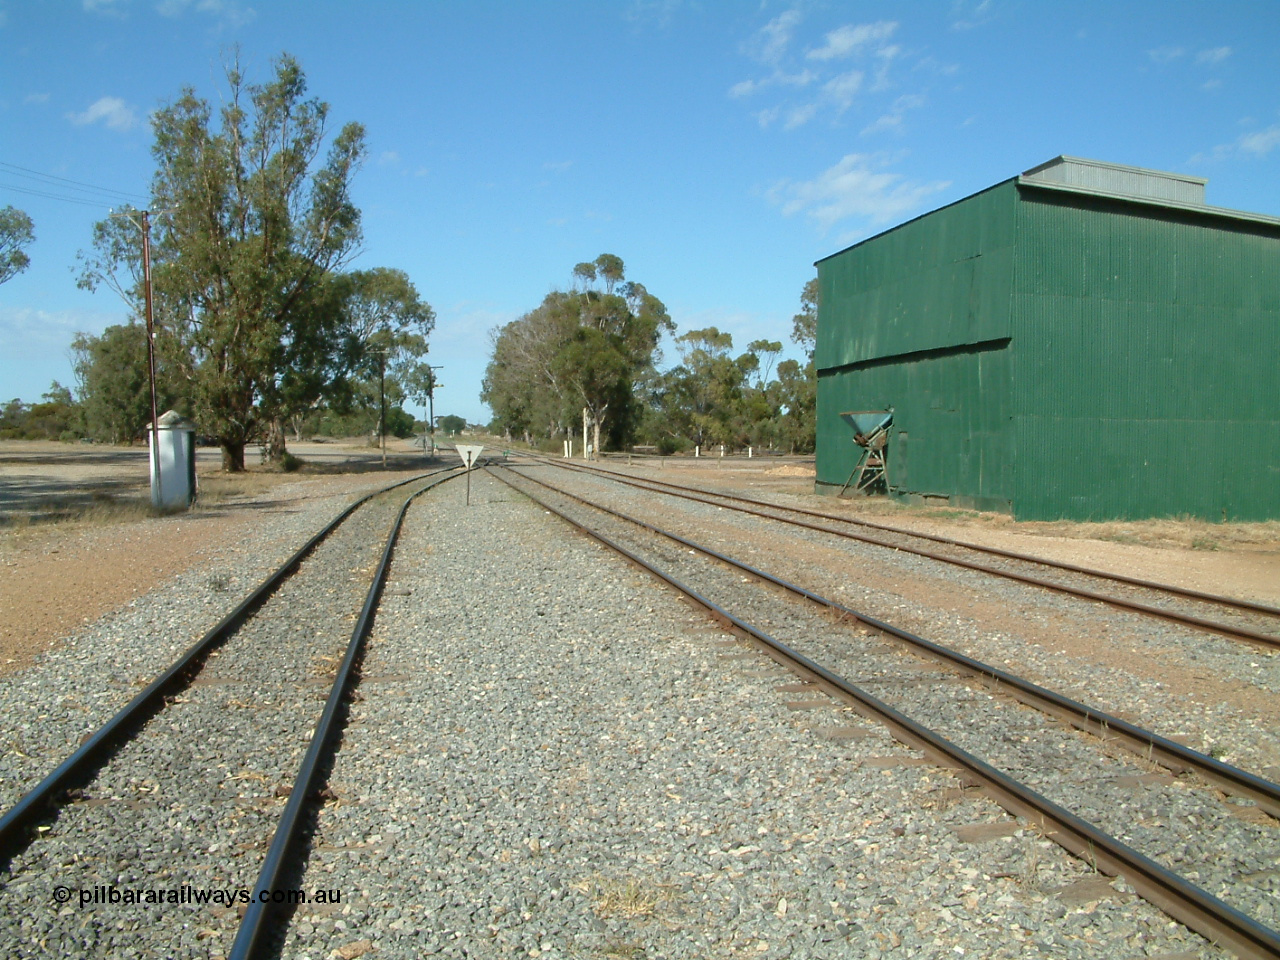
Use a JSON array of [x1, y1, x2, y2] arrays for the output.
[[425, 365, 443, 457], [110, 207, 166, 505], [379, 350, 387, 468], [139, 212, 161, 506]]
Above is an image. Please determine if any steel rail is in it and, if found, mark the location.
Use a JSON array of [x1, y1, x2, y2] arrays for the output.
[[0, 466, 459, 870], [490, 465, 1280, 960], [501, 466, 1280, 818], [228, 469, 457, 959], [535, 455, 1280, 618], [516, 457, 1280, 649]]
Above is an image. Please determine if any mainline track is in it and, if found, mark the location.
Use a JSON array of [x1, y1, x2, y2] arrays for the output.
[[517, 456, 1280, 650], [491, 464, 1280, 960], [0, 465, 462, 959]]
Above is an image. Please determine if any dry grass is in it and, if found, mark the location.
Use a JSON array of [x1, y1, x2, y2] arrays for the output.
[[0, 470, 290, 541], [195, 469, 294, 503], [574, 875, 671, 920], [829, 496, 1280, 552]]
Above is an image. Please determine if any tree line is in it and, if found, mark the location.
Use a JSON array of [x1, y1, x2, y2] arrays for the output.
[[57, 54, 434, 470], [484, 262, 817, 455]]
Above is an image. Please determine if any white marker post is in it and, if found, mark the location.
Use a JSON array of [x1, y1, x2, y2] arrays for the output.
[[456, 444, 485, 505]]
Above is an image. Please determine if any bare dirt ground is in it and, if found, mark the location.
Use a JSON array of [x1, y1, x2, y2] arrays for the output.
[[0, 438, 443, 676]]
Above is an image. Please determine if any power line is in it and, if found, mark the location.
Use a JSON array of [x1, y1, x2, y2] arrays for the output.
[[0, 181, 116, 209], [0, 161, 148, 200], [0, 161, 146, 208]]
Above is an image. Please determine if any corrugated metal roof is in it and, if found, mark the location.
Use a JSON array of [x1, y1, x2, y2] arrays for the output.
[[1018, 156, 1280, 230], [1021, 156, 1206, 204]]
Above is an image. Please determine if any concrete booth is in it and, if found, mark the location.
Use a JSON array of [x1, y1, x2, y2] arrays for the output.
[[148, 409, 198, 509]]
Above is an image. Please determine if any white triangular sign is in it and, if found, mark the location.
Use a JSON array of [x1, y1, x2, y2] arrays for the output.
[[456, 444, 484, 469]]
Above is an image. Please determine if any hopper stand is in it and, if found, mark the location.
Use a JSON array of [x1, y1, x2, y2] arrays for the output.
[[837, 410, 892, 497]]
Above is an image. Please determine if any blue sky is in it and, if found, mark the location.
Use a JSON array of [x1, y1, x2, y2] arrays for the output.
[[2, 0, 1278, 426]]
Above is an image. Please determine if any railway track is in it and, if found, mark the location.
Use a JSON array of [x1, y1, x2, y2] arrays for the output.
[[517, 455, 1280, 650], [491, 464, 1280, 960], [0, 466, 461, 958]]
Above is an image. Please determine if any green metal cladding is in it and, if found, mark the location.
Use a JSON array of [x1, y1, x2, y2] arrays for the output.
[[814, 162, 1280, 521]]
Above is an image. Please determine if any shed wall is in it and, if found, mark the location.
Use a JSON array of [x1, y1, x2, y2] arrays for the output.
[[815, 182, 1018, 507], [817, 342, 1013, 511], [1011, 188, 1280, 520]]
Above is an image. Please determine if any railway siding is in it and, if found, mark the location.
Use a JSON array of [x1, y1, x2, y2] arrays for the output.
[[496, 466, 1280, 945], [286, 473, 1228, 959], [523, 463, 1280, 777]]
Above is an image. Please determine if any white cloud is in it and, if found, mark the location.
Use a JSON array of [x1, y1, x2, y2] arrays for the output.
[[734, 11, 919, 131], [1148, 46, 1184, 64], [379, 150, 401, 166], [0, 306, 119, 354], [154, 0, 256, 26], [24, 93, 51, 104], [823, 70, 864, 111], [731, 69, 814, 100], [951, 0, 994, 30], [543, 160, 574, 173], [1239, 125, 1280, 156], [745, 9, 802, 66], [770, 153, 950, 231], [1196, 46, 1231, 64], [783, 104, 818, 130], [778, 69, 816, 88], [862, 94, 925, 135], [67, 96, 139, 131], [1191, 123, 1280, 163], [871, 44, 901, 91], [83, 0, 126, 14], [806, 22, 897, 61], [755, 106, 781, 129], [625, 0, 683, 27]]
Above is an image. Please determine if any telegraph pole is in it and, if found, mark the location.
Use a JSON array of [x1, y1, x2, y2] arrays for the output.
[[379, 350, 387, 468], [425, 365, 443, 457], [140, 211, 162, 506]]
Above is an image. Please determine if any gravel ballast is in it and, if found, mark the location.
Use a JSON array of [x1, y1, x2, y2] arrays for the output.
[[284, 472, 1227, 959], [517, 463, 1280, 777], [0, 473, 442, 957]]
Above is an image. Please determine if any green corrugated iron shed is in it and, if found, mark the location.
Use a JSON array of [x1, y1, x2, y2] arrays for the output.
[[814, 156, 1280, 521]]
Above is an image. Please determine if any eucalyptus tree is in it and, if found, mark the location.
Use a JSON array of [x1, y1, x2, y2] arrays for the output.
[[0, 206, 34, 284], [484, 254, 671, 454], [781, 276, 819, 452], [71, 323, 182, 444], [78, 54, 367, 470], [792, 277, 819, 359], [299, 267, 436, 449]]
